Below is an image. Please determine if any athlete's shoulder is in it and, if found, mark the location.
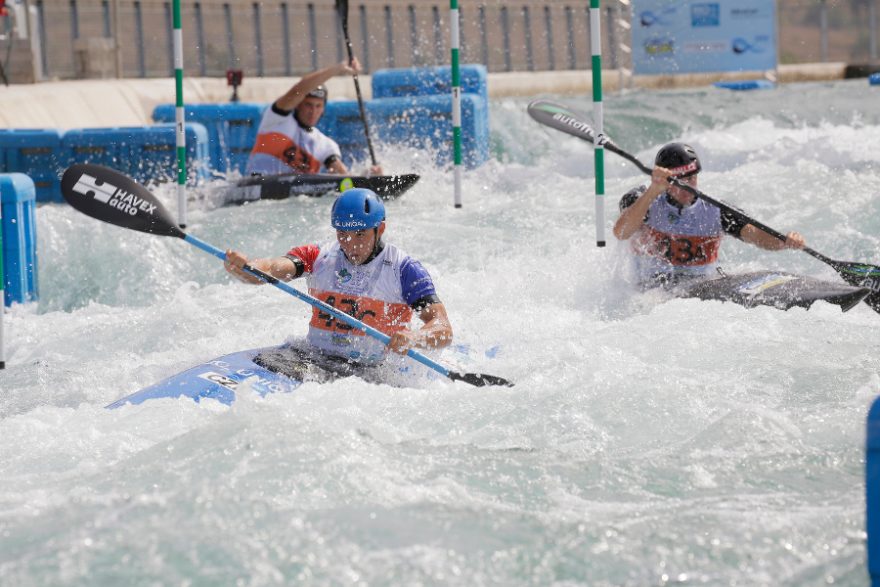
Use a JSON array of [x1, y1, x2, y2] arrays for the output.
[[257, 103, 292, 128], [619, 185, 648, 211]]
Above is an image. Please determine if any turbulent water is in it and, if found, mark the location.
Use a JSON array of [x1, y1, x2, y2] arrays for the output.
[[2, 79, 880, 586]]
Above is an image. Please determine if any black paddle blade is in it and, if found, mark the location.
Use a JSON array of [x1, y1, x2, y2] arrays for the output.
[[448, 370, 514, 388], [61, 164, 184, 239], [527, 99, 599, 144], [827, 259, 880, 313], [335, 0, 349, 29]]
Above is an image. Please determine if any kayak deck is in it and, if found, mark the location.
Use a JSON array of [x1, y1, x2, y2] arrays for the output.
[[674, 270, 870, 312], [222, 173, 420, 204]]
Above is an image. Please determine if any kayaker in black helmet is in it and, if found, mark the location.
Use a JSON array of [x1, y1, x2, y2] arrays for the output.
[[613, 142, 805, 288]]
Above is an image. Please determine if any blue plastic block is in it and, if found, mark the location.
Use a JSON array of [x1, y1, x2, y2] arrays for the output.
[[0, 173, 38, 306], [372, 65, 489, 102], [322, 101, 369, 167], [125, 123, 211, 185], [867, 397, 880, 585], [324, 95, 489, 169], [0, 129, 65, 203], [152, 103, 267, 175], [62, 127, 128, 173], [870, 73, 880, 86], [713, 79, 775, 91], [64, 124, 211, 186]]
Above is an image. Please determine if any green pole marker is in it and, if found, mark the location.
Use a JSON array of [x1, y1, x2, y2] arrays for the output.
[[590, 0, 606, 247], [451, 0, 462, 208], [173, 0, 187, 228], [0, 197, 5, 369]]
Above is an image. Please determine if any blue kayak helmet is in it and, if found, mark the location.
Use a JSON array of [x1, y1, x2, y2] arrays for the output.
[[331, 188, 386, 230]]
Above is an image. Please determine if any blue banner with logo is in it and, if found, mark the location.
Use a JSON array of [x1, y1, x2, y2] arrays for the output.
[[631, 0, 777, 75]]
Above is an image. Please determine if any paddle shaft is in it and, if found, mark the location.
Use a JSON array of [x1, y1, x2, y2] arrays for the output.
[[183, 234, 455, 378], [337, 0, 378, 166]]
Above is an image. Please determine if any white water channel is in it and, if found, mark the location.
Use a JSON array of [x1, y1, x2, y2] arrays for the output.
[[2, 79, 880, 585]]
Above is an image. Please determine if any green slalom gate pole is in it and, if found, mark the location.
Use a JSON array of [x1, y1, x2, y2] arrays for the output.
[[173, 0, 187, 228], [590, 0, 606, 247], [450, 0, 463, 208]]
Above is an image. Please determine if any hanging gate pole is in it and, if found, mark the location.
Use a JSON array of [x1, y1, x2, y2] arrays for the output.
[[450, 0, 463, 208], [173, 0, 187, 228], [590, 0, 606, 247]]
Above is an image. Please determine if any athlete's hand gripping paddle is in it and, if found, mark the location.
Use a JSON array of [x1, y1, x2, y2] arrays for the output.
[[61, 164, 513, 387], [527, 99, 880, 314]]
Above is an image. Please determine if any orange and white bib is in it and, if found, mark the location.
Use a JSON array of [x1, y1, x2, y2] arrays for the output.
[[245, 107, 342, 175], [290, 242, 424, 363], [631, 195, 723, 281]]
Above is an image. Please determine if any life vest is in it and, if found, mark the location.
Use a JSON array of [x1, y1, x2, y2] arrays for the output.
[[630, 194, 723, 282], [246, 107, 341, 175], [291, 242, 428, 364]]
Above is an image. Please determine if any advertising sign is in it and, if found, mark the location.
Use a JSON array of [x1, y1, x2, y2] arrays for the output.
[[631, 1, 777, 75]]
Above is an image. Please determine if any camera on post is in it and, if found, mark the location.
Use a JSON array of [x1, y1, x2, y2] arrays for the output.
[[226, 69, 244, 102]]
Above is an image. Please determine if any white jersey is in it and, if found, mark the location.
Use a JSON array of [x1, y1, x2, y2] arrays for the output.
[[288, 241, 439, 364], [245, 106, 342, 175]]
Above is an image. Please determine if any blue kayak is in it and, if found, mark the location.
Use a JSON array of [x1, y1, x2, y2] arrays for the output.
[[106, 346, 307, 409], [106, 343, 502, 409]]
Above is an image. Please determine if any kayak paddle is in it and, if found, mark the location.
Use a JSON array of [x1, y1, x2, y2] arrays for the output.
[[60, 163, 513, 387], [527, 99, 880, 314], [335, 0, 379, 168]]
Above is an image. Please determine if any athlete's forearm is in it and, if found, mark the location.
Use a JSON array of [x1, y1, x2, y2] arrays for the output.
[[741, 225, 786, 251], [613, 189, 658, 240], [276, 64, 346, 111]]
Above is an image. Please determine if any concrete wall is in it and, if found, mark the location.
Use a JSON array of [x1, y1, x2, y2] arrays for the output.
[[15, 0, 877, 84]]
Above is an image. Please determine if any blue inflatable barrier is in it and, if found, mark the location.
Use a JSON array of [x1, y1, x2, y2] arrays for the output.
[[0, 129, 65, 203], [867, 397, 880, 585], [152, 65, 493, 175], [152, 103, 266, 175], [322, 101, 364, 166], [63, 124, 210, 186], [0, 174, 38, 306], [372, 64, 489, 102], [126, 123, 211, 185], [713, 79, 775, 91], [870, 73, 880, 86], [325, 95, 489, 169]]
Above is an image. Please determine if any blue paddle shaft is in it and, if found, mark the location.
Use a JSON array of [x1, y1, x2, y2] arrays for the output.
[[182, 234, 451, 377]]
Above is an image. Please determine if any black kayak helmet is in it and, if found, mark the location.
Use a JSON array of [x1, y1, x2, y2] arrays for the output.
[[655, 142, 701, 178]]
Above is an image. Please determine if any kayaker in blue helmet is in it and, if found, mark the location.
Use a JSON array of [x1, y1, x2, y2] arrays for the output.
[[224, 188, 452, 372], [613, 142, 806, 288], [245, 59, 384, 177]]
